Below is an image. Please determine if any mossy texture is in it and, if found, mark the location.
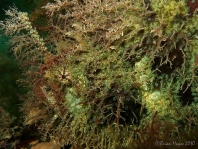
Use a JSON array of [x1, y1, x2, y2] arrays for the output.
[[1, 0, 198, 148]]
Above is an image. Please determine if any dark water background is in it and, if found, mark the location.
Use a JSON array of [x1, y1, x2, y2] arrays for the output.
[[0, 0, 48, 121]]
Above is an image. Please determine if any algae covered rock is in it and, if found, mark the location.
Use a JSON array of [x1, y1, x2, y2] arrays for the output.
[[1, 0, 198, 148]]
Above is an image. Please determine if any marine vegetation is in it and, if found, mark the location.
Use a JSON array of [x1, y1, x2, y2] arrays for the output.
[[1, 0, 198, 148]]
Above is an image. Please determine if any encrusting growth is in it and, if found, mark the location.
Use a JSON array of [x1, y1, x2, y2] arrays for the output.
[[1, 0, 198, 148]]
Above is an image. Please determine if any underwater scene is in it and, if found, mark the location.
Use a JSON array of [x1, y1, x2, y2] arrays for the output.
[[1, 0, 198, 149]]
